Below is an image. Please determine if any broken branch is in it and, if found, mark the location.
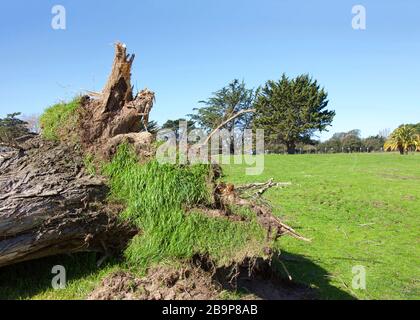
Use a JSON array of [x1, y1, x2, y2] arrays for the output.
[[236, 179, 292, 197], [200, 109, 256, 147]]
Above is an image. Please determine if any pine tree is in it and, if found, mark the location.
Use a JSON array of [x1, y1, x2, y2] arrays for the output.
[[254, 74, 335, 154]]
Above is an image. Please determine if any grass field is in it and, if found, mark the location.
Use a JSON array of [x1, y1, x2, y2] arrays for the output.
[[223, 153, 420, 300], [0, 153, 418, 300]]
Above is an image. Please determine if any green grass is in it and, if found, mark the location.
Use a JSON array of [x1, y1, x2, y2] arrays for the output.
[[222, 153, 420, 300], [103, 144, 266, 269], [39, 98, 80, 141], [1, 152, 418, 300], [0, 253, 123, 300], [0, 144, 266, 300], [83, 153, 98, 176]]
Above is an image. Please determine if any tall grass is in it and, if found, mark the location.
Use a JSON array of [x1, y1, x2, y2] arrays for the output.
[[39, 97, 80, 141], [103, 144, 266, 268]]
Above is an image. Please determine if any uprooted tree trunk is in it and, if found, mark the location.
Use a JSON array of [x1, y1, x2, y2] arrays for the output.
[[0, 43, 305, 269], [0, 43, 154, 268], [0, 138, 137, 267]]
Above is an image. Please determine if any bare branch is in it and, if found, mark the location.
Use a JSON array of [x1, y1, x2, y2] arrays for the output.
[[200, 109, 256, 147]]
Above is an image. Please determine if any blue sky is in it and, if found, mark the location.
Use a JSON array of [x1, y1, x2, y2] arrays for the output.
[[0, 0, 419, 140]]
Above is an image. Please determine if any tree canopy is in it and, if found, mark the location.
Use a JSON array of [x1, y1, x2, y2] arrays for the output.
[[385, 125, 420, 154], [189, 79, 255, 133], [398, 123, 420, 135], [317, 129, 387, 153], [253, 74, 335, 154]]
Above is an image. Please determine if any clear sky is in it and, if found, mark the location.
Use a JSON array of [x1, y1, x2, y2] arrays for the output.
[[0, 0, 419, 140]]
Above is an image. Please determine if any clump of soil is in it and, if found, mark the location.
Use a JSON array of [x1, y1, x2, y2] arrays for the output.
[[88, 258, 316, 300], [213, 258, 316, 300], [88, 266, 220, 300]]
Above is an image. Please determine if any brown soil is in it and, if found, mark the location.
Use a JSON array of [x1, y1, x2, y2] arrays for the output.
[[88, 258, 316, 300], [88, 266, 220, 300]]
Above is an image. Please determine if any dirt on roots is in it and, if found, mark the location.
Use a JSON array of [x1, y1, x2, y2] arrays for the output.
[[88, 266, 220, 300], [88, 258, 315, 300]]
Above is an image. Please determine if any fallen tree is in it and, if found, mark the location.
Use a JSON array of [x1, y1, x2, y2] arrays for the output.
[[0, 138, 136, 267], [0, 43, 306, 272], [0, 43, 152, 267]]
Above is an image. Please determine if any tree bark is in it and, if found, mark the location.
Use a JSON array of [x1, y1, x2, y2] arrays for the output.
[[398, 146, 404, 155], [286, 142, 296, 155], [0, 138, 137, 268]]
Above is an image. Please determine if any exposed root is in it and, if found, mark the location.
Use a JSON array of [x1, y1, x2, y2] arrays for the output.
[[213, 180, 310, 243], [88, 255, 316, 300], [235, 178, 292, 197]]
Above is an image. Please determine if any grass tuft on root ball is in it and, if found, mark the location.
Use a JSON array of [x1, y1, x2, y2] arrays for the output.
[[103, 144, 267, 269]]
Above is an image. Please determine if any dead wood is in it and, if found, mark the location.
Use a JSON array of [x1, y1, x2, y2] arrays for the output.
[[0, 43, 306, 271], [235, 178, 292, 197], [78, 43, 155, 160], [0, 137, 137, 268], [214, 181, 310, 243], [0, 43, 154, 268]]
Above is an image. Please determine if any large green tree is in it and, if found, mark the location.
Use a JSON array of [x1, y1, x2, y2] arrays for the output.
[[254, 74, 335, 154], [189, 79, 255, 153]]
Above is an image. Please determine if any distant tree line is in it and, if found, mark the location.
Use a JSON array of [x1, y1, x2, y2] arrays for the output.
[[156, 75, 417, 155], [315, 129, 387, 153], [154, 75, 419, 155], [2, 74, 418, 156]]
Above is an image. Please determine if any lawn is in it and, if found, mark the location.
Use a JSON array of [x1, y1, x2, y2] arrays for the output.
[[0, 153, 418, 300], [222, 153, 420, 300]]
